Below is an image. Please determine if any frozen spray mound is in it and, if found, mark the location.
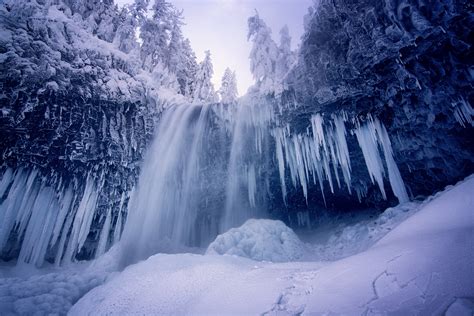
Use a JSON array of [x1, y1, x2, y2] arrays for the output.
[[206, 219, 304, 262], [0, 268, 107, 315]]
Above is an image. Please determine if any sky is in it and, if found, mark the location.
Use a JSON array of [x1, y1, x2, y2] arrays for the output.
[[117, 0, 314, 95]]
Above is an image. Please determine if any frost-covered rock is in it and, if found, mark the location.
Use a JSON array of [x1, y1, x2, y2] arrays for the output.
[[0, 0, 193, 265], [281, 0, 474, 207], [206, 219, 304, 262]]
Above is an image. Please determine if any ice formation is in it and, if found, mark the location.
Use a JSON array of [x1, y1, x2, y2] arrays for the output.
[[116, 99, 411, 264], [0, 98, 410, 266], [206, 219, 305, 262], [452, 98, 474, 128], [273, 111, 408, 205], [0, 168, 127, 267]]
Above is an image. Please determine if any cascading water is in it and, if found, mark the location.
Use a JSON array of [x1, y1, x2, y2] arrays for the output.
[[0, 97, 409, 267], [118, 98, 409, 265], [119, 99, 276, 264]]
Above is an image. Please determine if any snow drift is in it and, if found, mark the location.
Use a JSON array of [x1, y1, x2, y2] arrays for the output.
[[206, 219, 305, 262], [69, 176, 474, 315]]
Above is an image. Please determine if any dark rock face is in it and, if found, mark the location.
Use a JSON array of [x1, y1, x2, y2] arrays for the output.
[[0, 2, 161, 263], [285, 0, 473, 205]]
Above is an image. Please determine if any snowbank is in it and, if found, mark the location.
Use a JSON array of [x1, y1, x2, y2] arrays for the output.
[[71, 176, 474, 315], [206, 219, 305, 262], [0, 246, 120, 315], [306, 201, 422, 261]]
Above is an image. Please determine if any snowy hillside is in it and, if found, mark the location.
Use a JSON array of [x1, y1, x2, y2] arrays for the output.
[[67, 176, 473, 315]]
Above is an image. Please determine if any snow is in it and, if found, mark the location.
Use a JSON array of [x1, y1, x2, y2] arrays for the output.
[[206, 219, 305, 262], [69, 175, 474, 315], [0, 246, 121, 315]]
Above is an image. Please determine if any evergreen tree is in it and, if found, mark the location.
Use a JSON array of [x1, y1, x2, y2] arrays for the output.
[[192, 50, 218, 104], [113, 0, 149, 53], [274, 25, 296, 95], [177, 39, 199, 99], [219, 68, 238, 104], [140, 0, 172, 71], [247, 11, 278, 95], [63, 0, 119, 42]]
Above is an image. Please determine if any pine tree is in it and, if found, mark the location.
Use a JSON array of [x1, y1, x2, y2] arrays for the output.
[[63, 0, 119, 42], [176, 39, 199, 99], [95, 2, 118, 42], [140, 0, 172, 71], [219, 68, 238, 104], [166, 10, 185, 73], [192, 50, 218, 104], [274, 25, 296, 95], [247, 11, 278, 95], [114, 0, 149, 53]]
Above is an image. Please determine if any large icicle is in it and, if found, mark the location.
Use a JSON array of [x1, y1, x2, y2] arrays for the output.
[[354, 115, 409, 203], [272, 112, 408, 205], [0, 168, 105, 266], [373, 120, 409, 203], [353, 116, 387, 199]]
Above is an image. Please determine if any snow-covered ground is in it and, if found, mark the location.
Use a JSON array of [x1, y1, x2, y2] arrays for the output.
[[71, 176, 473, 315], [1, 176, 473, 315]]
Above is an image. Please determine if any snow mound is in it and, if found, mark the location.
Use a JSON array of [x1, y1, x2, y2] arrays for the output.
[[0, 268, 107, 315], [308, 201, 422, 261], [0, 246, 120, 315], [206, 219, 304, 262]]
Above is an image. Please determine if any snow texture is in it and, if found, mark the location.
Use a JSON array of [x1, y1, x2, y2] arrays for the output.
[[206, 219, 304, 262], [69, 175, 474, 315], [0, 246, 120, 315]]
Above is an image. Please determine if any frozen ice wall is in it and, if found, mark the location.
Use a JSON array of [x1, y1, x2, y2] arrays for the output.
[[118, 97, 410, 265], [0, 169, 126, 267]]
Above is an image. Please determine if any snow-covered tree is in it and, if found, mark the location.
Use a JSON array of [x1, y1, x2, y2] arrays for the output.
[[63, 0, 119, 42], [192, 50, 218, 104], [247, 12, 278, 95], [176, 38, 199, 99], [219, 68, 238, 103], [166, 15, 184, 73], [95, 2, 118, 42], [274, 25, 296, 95], [113, 0, 149, 53], [140, 0, 172, 71], [164, 9, 199, 99]]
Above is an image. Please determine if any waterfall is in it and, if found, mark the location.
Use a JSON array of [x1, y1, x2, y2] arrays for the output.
[[0, 99, 409, 267]]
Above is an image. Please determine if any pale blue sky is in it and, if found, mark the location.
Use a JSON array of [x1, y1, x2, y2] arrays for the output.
[[117, 0, 314, 95]]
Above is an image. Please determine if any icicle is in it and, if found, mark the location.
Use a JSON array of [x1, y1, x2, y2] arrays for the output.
[[18, 184, 59, 266], [274, 128, 287, 204], [353, 116, 387, 199], [113, 191, 127, 244], [113, 209, 123, 244], [354, 116, 409, 203], [296, 211, 311, 228], [332, 114, 352, 192], [63, 175, 99, 263], [96, 208, 111, 257], [452, 98, 473, 127], [247, 164, 257, 208], [374, 120, 409, 203], [50, 184, 74, 247]]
